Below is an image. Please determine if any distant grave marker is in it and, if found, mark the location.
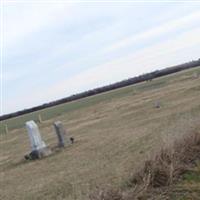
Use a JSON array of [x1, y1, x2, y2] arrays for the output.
[[154, 101, 161, 108], [38, 114, 43, 123], [193, 72, 199, 79], [4, 124, 8, 134], [53, 121, 72, 147], [25, 120, 51, 159]]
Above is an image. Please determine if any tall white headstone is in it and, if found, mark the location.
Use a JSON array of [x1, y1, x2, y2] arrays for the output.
[[25, 120, 46, 151]]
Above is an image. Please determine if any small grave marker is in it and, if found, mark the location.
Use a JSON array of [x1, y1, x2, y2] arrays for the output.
[[193, 72, 199, 79], [38, 114, 43, 123], [154, 101, 161, 108], [53, 121, 72, 147], [5, 124, 8, 134]]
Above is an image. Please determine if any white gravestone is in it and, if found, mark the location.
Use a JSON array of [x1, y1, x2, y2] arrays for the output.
[[26, 120, 46, 151]]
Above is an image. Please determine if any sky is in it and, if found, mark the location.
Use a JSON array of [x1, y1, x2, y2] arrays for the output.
[[1, 1, 200, 115]]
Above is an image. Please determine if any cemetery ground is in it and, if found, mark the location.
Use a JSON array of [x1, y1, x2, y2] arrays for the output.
[[0, 66, 200, 200]]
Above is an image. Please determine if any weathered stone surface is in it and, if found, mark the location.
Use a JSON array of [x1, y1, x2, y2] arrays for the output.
[[24, 147, 52, 160], [26, 120, 46, 151], [154, 101, 161, 108], [53, 121, 71, 147], [25, 120, 51, 159]]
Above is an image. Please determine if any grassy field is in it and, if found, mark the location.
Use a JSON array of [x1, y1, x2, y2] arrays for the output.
[[0, 67, 200, 200], [167, 162, 200, 200]]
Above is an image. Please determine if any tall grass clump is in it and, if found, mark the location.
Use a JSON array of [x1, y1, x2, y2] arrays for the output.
[[90, 129, 200, 200]]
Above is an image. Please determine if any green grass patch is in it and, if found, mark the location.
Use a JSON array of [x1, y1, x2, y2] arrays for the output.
[[183, 171, 200, 183], [0, 84, 136, 133], [136, 80, 166, 92], [183, 162, 200, 183]]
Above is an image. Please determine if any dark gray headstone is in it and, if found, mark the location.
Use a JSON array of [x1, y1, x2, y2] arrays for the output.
[[154, 101, 161, 108], [53, 121, 71, 147]]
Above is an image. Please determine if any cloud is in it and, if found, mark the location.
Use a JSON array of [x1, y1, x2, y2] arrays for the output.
[[27, 27, 200, 106], [102, 11, 200, 54], [3, 3, 200, 114], [4, 3, 73, 47]]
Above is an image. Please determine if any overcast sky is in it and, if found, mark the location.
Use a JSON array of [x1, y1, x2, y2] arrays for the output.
[[1, 1, 200, 115]]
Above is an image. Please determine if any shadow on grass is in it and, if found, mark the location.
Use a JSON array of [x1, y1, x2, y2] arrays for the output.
[[4, 142, 78, 171]]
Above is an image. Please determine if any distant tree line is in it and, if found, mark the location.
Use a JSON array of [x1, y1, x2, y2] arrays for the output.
[[1, 59, 200, 121]]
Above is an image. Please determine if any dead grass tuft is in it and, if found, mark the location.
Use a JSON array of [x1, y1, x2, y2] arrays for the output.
[[90, 130, 200, 200], [132, 130, 200, 188], [89, 187, 123, 200]]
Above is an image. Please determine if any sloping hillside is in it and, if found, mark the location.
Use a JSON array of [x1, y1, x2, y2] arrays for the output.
[[0, 67, 200, 200]]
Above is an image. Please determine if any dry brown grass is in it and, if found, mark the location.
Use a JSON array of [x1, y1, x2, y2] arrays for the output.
[[0, 67, 200, 200], [134, 130, 200, 186], [89, 129, 200, 200]]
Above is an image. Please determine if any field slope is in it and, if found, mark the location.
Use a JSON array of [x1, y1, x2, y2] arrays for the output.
[[0, 67, 200, 200]]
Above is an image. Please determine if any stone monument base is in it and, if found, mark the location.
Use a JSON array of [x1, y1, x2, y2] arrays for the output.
[[25, 147, 52, 160]]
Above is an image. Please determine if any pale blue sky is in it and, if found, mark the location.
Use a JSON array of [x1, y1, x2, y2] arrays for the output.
[[1, 1, 200, 114]]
